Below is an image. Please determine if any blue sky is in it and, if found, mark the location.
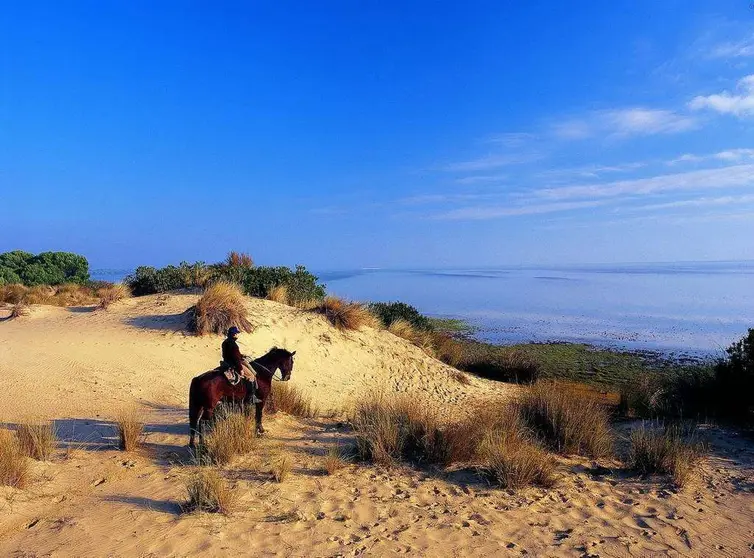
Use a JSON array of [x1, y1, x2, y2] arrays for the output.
[[2, 1, 754, 269]]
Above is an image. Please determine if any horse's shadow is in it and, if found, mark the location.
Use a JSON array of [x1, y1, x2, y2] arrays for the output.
[[103, 495, 182, 515]]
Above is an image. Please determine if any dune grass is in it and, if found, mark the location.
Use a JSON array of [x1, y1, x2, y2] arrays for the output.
[[183, 468, 237, 514], [16, 422, 57, 461], [267, 284, 289, 304], [201, 409, 257, 466], [628, 422, 705, 487], [478, 428, 556, 489], [9, 301, 29, 319], [115, 409, 145, 452], [0, 430, 29, 488], [265, 382, 318, 418], [270, 450, 292, 483], [518, 381, 613, 458], [97, 283, 130, 309], [314, 296, 380, 331], [324, 444, 349, 475], [189, 281, 252, 336]]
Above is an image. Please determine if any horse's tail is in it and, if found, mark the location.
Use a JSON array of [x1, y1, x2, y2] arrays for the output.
[[188, 376, 204, 447]]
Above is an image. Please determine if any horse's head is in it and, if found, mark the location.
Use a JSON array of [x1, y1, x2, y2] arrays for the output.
[[270, 347, 296, 381]]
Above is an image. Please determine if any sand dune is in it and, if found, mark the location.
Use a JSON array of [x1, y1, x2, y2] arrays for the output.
[[0, 294, 752, 557]]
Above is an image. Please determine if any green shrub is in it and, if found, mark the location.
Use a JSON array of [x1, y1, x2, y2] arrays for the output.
[[240, 265, 325, 304], [368, 301, 432, 330], [461, 346, 540, 384], [715, 328, 754, 420], [125, 262, 208, 296], [0, 251, 89, 286]]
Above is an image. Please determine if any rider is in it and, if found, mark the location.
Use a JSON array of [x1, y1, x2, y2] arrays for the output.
[[221, 326, 256, 383]]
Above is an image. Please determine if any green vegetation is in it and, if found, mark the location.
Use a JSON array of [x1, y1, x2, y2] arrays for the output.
[[368, 301, 433, 330], [0, 250, 89, 286]]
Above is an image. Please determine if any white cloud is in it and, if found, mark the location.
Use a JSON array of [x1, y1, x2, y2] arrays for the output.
[[536, 164, 754, 201], [455, 174, 508, 184], [689, 75, 754, 117], [433, 200, 609, 220], [443, 152, 541, 172], [668, 148, 754, 165], [485, 133, 536, 147], [710, 35, 754, 58], [552, 108, 698, 139], [625, 194, 754, 212], [539, 162, 646, 180]]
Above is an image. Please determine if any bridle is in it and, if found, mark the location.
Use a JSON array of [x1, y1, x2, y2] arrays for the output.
[[250, 358, 289, 382]]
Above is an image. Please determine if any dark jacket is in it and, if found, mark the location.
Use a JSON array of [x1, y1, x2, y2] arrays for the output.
[[222, 337, 245, 372]]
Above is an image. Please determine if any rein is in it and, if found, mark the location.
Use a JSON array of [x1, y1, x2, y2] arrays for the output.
[[251, 359, 286, 382]]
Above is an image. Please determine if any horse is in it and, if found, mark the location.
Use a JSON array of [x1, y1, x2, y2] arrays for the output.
[[188, 347, 296, 448]]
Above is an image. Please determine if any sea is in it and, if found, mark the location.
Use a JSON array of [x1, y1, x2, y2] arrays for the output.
[[92, 261, 754, 357]]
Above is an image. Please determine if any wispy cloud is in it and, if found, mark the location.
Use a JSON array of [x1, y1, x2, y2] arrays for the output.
[[689, 75, 754, 117], [433, 200, 609, 220], [535, 164, 754, 201], [552, 107, 698, 139], [442, 152, 541, 172], [709, 35, 754, 59], [539, 162, 647, 180], [668, 148, 754, 165], [625, 194, 754, 213], [455, 174, 508, 184]]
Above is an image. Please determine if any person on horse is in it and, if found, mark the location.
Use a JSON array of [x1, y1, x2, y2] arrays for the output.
[[221, 326, 256, 385]]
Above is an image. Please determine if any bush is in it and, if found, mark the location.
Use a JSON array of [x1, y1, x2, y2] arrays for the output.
[[0, 430, 28, 488], [314, 296, 380, 331], [0, 251, 90, 286], [519, 381, 613, 458], [125, 262, 208, 296], [201, 409, 257, 466], [0, 284, 28, 304], [97, 283, 130, 309], [240, 265, 325, 305], [17, 422, 56, 460], [628, 422, 705, 487], [619, 374, 667, 418], [115, 409, 145, 452], [461, 347, 540, 384], [351, 393, 451, 465], [184, 469, 236, 514], [368, 301, 432, 331], [188, 282, 252, 336], [265, 382, 318, 418], [714, 329, 754, 420], [478, 428, 556, 489]]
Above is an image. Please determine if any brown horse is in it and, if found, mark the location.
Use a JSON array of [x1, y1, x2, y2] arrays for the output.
[[188, 347, 296, 447]]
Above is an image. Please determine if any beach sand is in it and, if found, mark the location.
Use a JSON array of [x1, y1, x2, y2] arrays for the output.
[[0, 294, 752, 557]]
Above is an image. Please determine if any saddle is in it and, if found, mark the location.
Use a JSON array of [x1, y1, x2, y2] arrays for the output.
[[218, 360, 262, 404]]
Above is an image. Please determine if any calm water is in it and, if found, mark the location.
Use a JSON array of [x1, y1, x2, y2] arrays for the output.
[[94, 261, 754, 356]]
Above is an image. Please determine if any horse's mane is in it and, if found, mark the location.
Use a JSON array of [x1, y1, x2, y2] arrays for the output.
[[268, 346, 293, 357]]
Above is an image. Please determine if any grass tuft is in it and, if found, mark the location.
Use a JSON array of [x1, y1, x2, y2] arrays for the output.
[[201, 409, 257, 466], [314, 296, 380, 331], [324, 444, 349, 475], [628, 421, 705, 487], [267, 284, 289, 304], [183, 469, 237, 514], [115, 409, 145, 452], [271, 451, 292, 483], [17, 422, 56, 460], [519, 381, 613, 458], [0, 430, 29, 488], [97, 283, 130, 309], [9, 301, 29, 318], [188, 281, 252, 336], [265, 382, 318, 418], [478, 428, 556, 489]]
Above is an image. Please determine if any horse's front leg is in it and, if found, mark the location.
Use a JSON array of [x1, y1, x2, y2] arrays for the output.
[[255, 402, 265, 435]]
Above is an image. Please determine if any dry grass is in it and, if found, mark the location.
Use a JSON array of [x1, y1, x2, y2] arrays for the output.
[[202, 410, 257, 465], [115, 409, 145, 452], [387, 319, 436, 355], [271, 450, 292, 482], [628, 422, 705, 487], [97, 283, 130, 309], [189, 281, 252, 336], [324, 444, 349, 475], [267, 284, 289, 304], [53, 283, 97, 306], [450, 369, 471, 385], [519, 381, 614, 458], [226, 251, 254, 268], [265, 382, 318, 418], [0, 430, 28, 488], [314, 296, 380, 331], [434, 335, 466, 368], [16, 422, 56, 460], [478, 428, 556, 489], [183, 468, 237, 514], [24, 285, 56, 305], [351, 393, 451, 465], [0, 284, 28, 304], [9, 301, 29, 318]]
